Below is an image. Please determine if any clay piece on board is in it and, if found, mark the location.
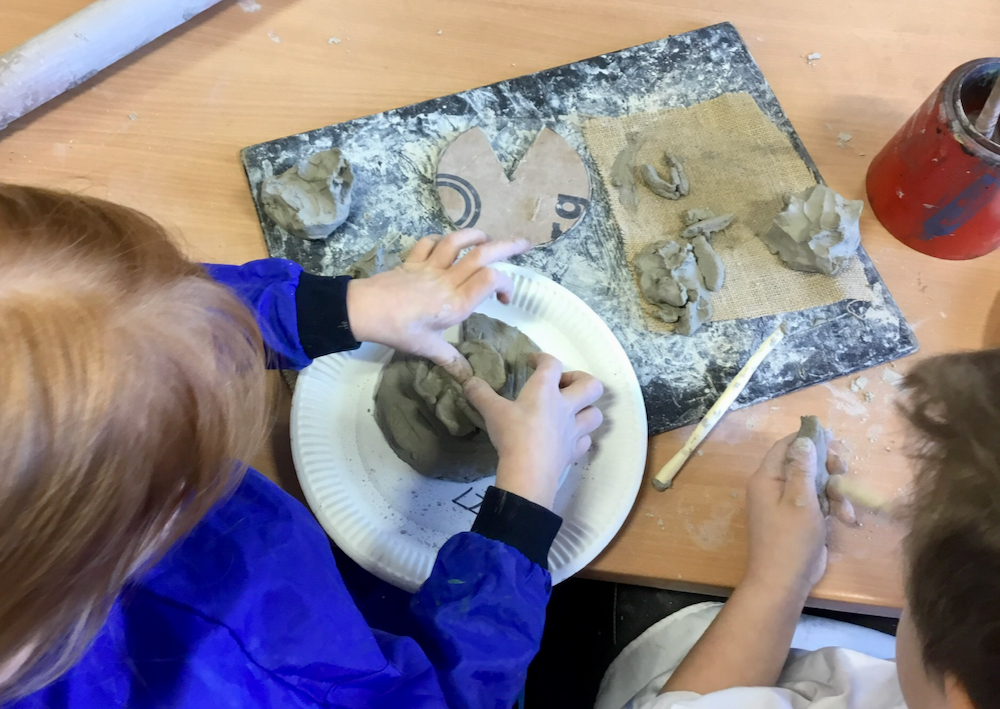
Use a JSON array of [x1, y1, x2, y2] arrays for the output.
[[436, 127, 591, 246], [344, 235, 410, 279], [681, 213, 736, 239], [634, 237, 723, 336], [610, 131, 643, 213], [374, 313, 540, 483], [762, 184, 863, 276], [639, 153, 689, 200], [261, 149, 354, 239]]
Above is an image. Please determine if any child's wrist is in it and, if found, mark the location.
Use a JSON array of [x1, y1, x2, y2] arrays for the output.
[[740, 566, 813, 607]]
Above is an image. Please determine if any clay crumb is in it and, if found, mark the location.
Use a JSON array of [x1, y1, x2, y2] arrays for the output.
[[850, 376, 868, 392], [864, 391, 875, 403], [940, 311, 947, 318], [657, 518, 664, 526], [806, 52, 822, 63], [730, 491, 739, 499], [128, 113, 137, 121], [268, 30, 281, 43], [881, 369, 905, 388], [837, 132, 852, 148], [896, 188, 905, 198], [923, 203, 936, 209], [696, 450, 704, 456], [238, 0, 261, 11], [437, 29, 443, 35], [328, 36, 341, 44]]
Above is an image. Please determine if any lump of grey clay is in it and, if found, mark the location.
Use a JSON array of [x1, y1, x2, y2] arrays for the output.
[[639, 153, 689, 200], [681, 213, 736, 239], [797, 415, 830, 515], [762, 184, 862, 276], [683, 207, 716, 226], [374, 313, 539, 483], [634, 237, 724, 336], [691, 235, 725, 292], [261, 149, 353, 239]]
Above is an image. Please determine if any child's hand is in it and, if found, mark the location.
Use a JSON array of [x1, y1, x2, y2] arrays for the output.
[[346, 230, 531, 382], [464, 354, 604, 509], [743, 434, 831, 598]]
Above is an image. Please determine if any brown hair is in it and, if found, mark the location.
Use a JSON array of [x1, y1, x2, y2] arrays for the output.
[[902, 350, 1000, 709], [0, 185, 268, 699]]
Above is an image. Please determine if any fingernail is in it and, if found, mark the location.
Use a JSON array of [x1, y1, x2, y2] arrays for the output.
[[790, 437, 813, 455]]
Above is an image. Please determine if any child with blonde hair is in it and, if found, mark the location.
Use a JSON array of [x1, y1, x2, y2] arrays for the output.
[[0, 184, 604, 709]]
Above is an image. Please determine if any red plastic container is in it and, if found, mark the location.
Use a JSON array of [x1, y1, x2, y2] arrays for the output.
[[867, 58, 1000, 260]]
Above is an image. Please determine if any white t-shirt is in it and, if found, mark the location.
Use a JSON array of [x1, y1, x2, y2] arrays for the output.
[[596, 602, 907, 709]]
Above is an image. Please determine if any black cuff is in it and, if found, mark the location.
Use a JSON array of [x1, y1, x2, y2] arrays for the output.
[[295, 272, 361, 359], [471, 486, 563, 569]]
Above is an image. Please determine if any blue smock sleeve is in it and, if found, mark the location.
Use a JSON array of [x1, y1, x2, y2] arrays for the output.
[[203, 259, 359, 370]]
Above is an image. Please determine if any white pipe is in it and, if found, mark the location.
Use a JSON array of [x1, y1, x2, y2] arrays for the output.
[[0, 0, 227, 131]]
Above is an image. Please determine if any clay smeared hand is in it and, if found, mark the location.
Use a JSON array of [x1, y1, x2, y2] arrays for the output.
[[744, 434, 838, 598], [464, 354, 604, 510], [346, 229, 531, 381]]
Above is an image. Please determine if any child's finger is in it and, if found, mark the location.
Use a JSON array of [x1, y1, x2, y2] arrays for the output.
[[450, 238, 532, 283], [407, 235, 441, 264], [560, 373, 604, 411], [464, 376, 506, 418], [782, 437, 819, 508], [458, 267, 515, 310], [427, 229, 490, 268], [575, 406, 604, 436], [425, 340, 474, 384], [525, 352, 564, 389], [826, 439, 849, 477]]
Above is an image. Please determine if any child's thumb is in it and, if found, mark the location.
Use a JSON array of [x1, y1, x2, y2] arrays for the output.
[[783, 437, 818, 506], [463, 376, 502, 417]]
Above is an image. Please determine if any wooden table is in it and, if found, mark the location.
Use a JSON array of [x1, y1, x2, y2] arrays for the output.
[[3, 0, 998, 615]]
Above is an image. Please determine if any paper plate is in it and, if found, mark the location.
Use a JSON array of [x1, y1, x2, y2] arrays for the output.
[[291, 263, 647, 591]]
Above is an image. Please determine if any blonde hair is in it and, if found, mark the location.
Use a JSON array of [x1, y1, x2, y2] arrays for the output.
[[0, 185, 269, 700]]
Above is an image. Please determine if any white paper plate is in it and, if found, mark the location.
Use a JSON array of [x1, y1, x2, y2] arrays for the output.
[[291, 263, 647, 592]]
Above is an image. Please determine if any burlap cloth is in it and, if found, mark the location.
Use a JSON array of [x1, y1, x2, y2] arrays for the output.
[[582, 92, 871, 331]]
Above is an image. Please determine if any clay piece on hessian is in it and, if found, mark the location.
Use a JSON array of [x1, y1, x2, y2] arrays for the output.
[[681, 212, 736, 239], [261, 148, 354, 239], [762, 184, 862, 276], [639, 153, 689, 200], [374, 313, 540, 483], [436, 127, 591, 246], [610, 131, 643, 212], [635, 236, 725, 336]]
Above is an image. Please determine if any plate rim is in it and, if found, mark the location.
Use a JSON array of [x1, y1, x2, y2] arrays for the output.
[[291, 263, 648, 590]]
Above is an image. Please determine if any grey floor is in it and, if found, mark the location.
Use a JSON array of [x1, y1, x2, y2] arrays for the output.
[[524, 578, 898, 708]]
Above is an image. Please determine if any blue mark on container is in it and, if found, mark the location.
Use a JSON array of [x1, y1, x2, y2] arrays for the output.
[[923, 173, 998, 240]]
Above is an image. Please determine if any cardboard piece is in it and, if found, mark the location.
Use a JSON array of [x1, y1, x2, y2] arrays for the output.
[[436, 127, 591, 245]]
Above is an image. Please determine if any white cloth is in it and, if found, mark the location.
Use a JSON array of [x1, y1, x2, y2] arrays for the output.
[[596, 602, 906, 709]]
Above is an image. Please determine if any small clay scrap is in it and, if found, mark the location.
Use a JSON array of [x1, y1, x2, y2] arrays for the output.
[[761, 184, 863, 276], [683, 208, 716, 225], [640, 153, 689, 200], [610, 131, 643, 212], [261, 149, 354, 239], [374, 313, 540, 482], [681, 211, 736, 239], [344, 235, 410, 279], [635, 236, 725, 336]]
